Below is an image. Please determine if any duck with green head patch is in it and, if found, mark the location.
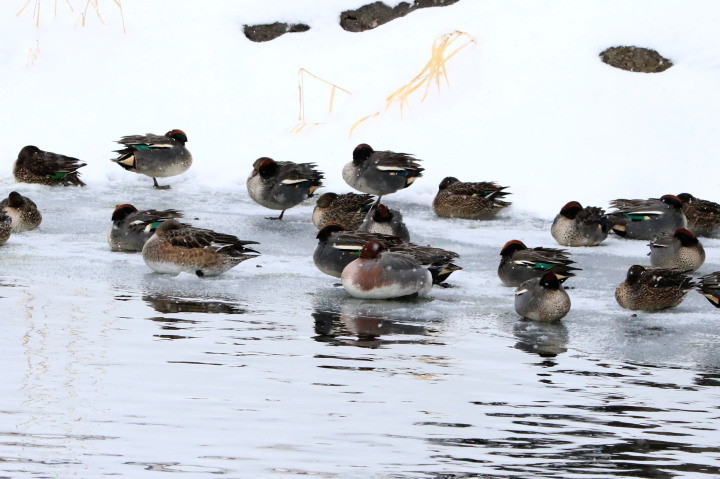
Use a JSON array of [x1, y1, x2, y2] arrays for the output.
[[607, 195, 686, 240], [142, 220, 260, 277], [498, 240, 579, 287], [432, 177, 511, 220], [112, 129, 192, 189], [247, 157, 324, 220], [108, 204, 185, 252], [0, 191, 42, 232], [14, 145, 86, 186]]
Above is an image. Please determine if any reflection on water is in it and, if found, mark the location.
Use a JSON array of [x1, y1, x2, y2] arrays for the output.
[[146, 316, 200, 340], [312, 300, 438, 348], [143, 293, 247, 315], [513, 319, 569, 359]]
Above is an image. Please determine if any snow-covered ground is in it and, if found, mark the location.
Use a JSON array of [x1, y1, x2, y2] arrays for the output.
[[1, 1, 720, 477]]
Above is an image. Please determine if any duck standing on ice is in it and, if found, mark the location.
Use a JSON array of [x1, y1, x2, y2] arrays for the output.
[[342, 143, 423, 206], [112, 129, 192, 189], [247, 157, 324, 220]]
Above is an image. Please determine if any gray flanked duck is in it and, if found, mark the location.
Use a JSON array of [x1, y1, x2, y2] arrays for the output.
[[647, 227, 705, 272], [342, 143, 423, 204], [247, 157, 324, 220], [314, 224, 460, 285], [514, 272, 571, 322], [341, 241, 432, 299], [108, 204, 185, 252], [358, 203, 410, 242], [498, 240, 578, 287], [112, 129, 192, 189], [607, 195, 686, 240]]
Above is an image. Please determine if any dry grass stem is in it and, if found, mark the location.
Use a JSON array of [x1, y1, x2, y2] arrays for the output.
[[350, 30, 476, 136], [27, 39, 40, 66], [291, 68, 351, 134], [17, 0, 125, 33]]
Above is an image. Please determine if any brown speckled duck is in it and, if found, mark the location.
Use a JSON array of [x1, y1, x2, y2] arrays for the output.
[[0, 191, 42, 232], [142, 220, 260, 277], [676, 193, 720, 238], [432, 177, 511, 219], [312, 192, 375, 230], [615, 265, 694, 311], [14, 145, 86, 186]]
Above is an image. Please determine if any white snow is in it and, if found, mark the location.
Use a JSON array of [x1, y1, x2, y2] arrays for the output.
[[2, 1, 719, 218]]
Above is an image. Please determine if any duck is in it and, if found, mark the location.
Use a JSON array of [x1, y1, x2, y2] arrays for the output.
[[514, 272, 571, 322], [676, 193, 720, 237], [342, 143, 423, 204], [0, 213, 11, 246], [142, 219, 260, 277], [0, 191, 42, 232], [696, 272, 720, 308], [314, 223, 460, 284], [13, 145, 86, 186], [647, 228, 705, 272], [551, 201, 609, 246], [498, 240, 578, 287], [432, 177, 511, 219], [607, 195, 687, 240], [247, 157, 324, 220], [107, 204, 185, 252], [112, 129, 192, 189], [358, 203, 410, 242], [615, 265, 694, 311], [312, 192, 375, 230], [341, 241, 432, 299]]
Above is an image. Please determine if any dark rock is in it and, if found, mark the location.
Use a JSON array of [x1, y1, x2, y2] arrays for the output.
[[340, 0, 460, 33], [600, 46, 673, 73], [243, 22, 310, 43]]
